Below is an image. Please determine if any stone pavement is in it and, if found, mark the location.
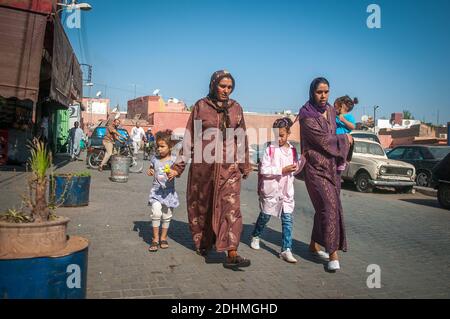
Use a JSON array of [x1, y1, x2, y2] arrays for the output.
[[1, 156, 450, 299]]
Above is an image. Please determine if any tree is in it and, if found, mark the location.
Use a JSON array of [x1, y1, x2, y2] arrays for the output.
[[403, 110, 414, 120]]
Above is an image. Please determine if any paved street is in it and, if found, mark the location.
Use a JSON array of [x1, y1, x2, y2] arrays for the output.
[[1, 155, 450, 299]]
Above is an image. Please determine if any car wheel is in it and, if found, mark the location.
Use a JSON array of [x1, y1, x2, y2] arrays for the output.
[[355, 172, 373, 193], [416, 170, 431, 187], [437, 184, 450, 210]]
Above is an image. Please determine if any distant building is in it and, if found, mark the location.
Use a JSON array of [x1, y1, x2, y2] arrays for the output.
[[127, 96, 187, 121], [81, 98, 110, 133]]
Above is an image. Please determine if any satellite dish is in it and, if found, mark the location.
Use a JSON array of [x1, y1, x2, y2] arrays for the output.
[[361, 115, 369, 122], [111, 107, 119, 113], [153, 89, 160, 96], [96, 91, 102, 97], [172, 98, 179, 104]]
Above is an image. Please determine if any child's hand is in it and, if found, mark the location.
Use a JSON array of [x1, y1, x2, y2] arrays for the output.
[[147, 168, 155, 176], [282, 164, 297, 175], [167, 169, 179, 181]]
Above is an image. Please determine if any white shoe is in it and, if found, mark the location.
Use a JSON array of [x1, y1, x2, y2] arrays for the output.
[[310, 250, 330, 261], [280, 249, 298, 263], [250, 237, 260, 250], [328, 260, 340, 271]]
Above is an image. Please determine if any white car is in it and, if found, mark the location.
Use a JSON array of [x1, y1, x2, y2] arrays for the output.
[[342, 139, 416, 193]]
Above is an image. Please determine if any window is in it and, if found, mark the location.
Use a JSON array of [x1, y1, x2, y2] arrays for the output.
[[403, 148, 424, 160], [354, 142, 385, 156], [429, 147, 450, 160], [351, 133, 381, 144], [387, 148, 405, 159]]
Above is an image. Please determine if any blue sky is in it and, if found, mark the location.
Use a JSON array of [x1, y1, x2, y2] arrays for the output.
[[65, 0, 450, 124]]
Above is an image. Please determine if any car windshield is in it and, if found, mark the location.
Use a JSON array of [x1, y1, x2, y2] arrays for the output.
[[429, 147, 450, 160], [354, 141, 385, 156], [351, 133, 380, 143]]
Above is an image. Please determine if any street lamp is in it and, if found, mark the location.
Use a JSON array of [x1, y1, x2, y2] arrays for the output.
[[56, 0, 92, 13], [373, 105, 380, 134]]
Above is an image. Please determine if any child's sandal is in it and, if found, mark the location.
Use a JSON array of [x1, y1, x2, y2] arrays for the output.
[[149, 241, 159, 252], [160, 240, 169, 249]]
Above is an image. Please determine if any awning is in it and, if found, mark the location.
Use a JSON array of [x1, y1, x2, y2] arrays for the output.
[[0, 6, 47, 102], [0, 0, 54, 15], [49, 16, 83, 107]]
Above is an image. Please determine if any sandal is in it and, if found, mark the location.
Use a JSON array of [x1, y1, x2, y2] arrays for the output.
[[148, 241, 159, 252], [224, 255, 251, 269], [160, 240, 169, 249]]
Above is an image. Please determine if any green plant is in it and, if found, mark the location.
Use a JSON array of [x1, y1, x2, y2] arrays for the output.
[[0, 209, 32, 224], [24, 138, 52, 223]]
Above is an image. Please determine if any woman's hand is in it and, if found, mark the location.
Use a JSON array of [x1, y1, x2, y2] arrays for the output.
[[346, 134, 354, 145], [167, 169, 179, 181], [282, 164, 297, 175], [146, 168, 155, 176]]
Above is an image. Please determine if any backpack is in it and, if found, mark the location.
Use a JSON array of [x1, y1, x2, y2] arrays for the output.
[[257, 143, 298, 196]]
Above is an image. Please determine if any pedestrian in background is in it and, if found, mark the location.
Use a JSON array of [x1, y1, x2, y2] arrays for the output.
[[131, 122, 146, 155], [68, 121, 84, 161], [335, 95, 358, 173]]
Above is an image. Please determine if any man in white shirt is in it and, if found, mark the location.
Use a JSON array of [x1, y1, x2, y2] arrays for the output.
[[130, 122, 146, 155]]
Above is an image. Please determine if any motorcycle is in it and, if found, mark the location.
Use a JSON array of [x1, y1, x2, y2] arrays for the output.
[[87, 139, 143, 173]]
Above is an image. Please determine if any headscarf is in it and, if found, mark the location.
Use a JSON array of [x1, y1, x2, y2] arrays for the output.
[[298, 77, 331, 120], [207, 70, 235, 132]]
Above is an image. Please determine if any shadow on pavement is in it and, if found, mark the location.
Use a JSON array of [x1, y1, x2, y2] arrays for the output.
[[133, 219, 326, 268], [400, 198, 441, 209]]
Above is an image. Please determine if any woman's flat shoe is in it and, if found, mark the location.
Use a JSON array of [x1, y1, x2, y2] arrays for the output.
[[310, 250, 330, 260], [224, 256, 251, 269], [328, 260, 340, 271]]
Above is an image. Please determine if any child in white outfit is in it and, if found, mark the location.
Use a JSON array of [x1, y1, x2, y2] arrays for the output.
[[250, 118, 305, 263]]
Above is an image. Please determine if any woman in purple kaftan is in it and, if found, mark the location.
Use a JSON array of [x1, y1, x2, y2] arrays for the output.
[[298, 77, 353, 271]]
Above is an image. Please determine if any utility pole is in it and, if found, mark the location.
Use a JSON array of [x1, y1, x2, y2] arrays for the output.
[[373, 105, 380, 134]]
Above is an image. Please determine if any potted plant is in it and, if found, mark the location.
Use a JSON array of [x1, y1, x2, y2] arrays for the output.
[[0, 138, 89, 299]]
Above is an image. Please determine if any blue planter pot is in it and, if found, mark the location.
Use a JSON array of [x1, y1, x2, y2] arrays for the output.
[[0, 236, 89, 299], [52, 175, 91, 207]]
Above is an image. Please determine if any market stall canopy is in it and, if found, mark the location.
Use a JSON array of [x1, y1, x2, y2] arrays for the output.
[[0, 0, 54, 15], [0, 6, 47, 102], [49, 16, 83, 107]]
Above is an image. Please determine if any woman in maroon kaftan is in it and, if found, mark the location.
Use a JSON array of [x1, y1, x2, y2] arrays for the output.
[[298, 77, 353, 271], [172, 70, 252, 268]]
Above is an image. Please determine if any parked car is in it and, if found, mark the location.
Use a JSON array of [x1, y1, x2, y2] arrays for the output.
[[432, 153, 450, 210], [341, 139, 416, 193], [350, 130, 381, 144], [386, 145, 450, 187]]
